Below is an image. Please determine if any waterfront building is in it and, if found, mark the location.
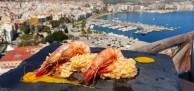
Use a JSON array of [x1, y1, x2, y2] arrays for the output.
[[128, 5, 134, 11], [148, 3, 165, 10], [139, 5, 145, 11], [72, 7, 92, 20], [113, 5, 119, 12], [165, 4, 176, 10], [107, 5, 114, 12], [107, 4, 144, 12], [121, 5, 129, 11], [170, 2, 193, 11], [134, 5, 144, 11], [178, 2, 193, 10]]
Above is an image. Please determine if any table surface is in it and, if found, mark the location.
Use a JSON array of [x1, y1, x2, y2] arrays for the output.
[[0, 43, 182, 91]]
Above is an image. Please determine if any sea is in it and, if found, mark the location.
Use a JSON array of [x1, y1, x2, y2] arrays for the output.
[[92, 11, 194, 42]]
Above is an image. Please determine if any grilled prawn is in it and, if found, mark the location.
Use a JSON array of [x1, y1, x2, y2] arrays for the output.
[[35, 41, 91, 77], [80, 47, 124, 83]]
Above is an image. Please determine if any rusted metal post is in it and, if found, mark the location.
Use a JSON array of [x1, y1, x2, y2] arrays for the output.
[[172, 43, 190, 71], [191, 37, 194, 82]]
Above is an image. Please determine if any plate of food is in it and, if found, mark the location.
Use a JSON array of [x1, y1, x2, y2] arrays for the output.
[[0, 41, 182, 91]]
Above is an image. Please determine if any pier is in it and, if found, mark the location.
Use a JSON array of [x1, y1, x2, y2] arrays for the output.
[[89, 19, 174, 32]]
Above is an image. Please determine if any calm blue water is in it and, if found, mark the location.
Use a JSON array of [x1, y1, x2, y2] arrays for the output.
[[93, 11, 194, 42]]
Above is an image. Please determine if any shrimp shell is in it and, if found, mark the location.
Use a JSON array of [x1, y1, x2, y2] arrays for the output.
[[36, 41, 90, 77]]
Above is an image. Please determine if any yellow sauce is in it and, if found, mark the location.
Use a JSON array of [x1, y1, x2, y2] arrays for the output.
[[21, 72, 94, 88], [135, 57, 155, 63]]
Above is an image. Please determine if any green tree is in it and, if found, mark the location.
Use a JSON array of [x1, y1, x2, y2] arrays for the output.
[[80, 19, 86, 34], [59, 17, 65, 24], [2, 29, 7, 42], [31, 25, 36, 34], [64, 27, 68, 33], [44, 31, 68, 43], [38, 25, 51, 33], [20, 24, 31, 34], [81, 20, 86, 28], [18, 34, 40, 47], [50, 20, 60, 28]]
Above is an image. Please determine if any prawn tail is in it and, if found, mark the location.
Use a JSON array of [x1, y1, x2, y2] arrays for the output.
[[79, 68, 99, 84], [36, 67, 46, 77]]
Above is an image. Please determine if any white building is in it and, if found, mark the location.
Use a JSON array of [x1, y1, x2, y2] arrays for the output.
[[112, 5, 119, 12], [181, 2, 193, 10], [165, 4, 175, 10], [52, 14, 60, 21], [74, 12, 86, 20], [121, 5, 129, 11], [0, 24, 14, 43], [128, 5, 134, 11], [107, 5, 113, 12], [134, 5, 142, 11], [172, 2, 193, 11]]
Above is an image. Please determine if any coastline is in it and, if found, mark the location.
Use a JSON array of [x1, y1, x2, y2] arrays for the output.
[[95, 10, 194, 19], [141, 10, 176, 14], [140, 10, 193, 14], [92, 11, 194, 42], [91, 13, 115, 19]]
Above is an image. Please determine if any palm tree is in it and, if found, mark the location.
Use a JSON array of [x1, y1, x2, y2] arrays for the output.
[[3, 29, 7, 42]]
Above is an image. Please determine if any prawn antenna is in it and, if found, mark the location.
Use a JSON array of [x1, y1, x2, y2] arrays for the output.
[[23, 63, 35, 75]]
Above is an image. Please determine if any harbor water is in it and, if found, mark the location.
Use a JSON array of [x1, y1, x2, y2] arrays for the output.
[[93, 11, 194, 42]]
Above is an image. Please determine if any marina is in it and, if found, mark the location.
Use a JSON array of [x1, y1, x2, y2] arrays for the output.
[[134, 30, 153, 35], [92, 11, 194, 42], [89, 19, 174, 34]]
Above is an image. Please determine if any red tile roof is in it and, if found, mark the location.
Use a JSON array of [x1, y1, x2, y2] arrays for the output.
[[0, 46, 43, 62]]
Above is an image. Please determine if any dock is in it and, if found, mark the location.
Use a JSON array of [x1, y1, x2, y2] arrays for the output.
[[89, 19, 174, 31]]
